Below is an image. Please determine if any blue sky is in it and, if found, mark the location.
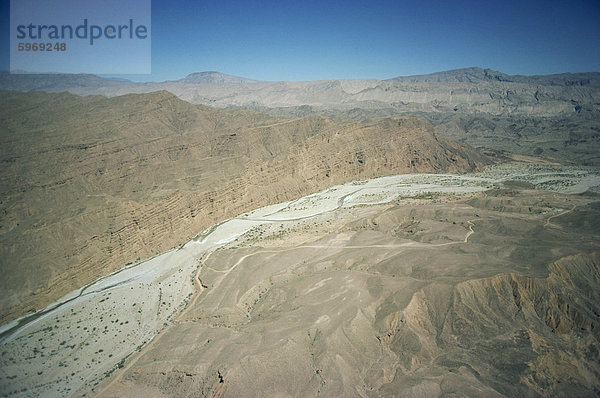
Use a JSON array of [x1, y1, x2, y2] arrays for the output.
[[1, 0, 599, 81]]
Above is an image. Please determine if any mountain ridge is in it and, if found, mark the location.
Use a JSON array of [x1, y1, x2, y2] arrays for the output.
[[387, 67, 600, 86], [0, 89, 489, 324], [3, 67, 600, 87], [177, 71, 259, 84], [2, 68, 598, 118], [2, 68, 599, 164]]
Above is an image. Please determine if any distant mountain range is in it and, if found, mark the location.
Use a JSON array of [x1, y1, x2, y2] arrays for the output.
[[3, 67, 599, 87], [1, 67, 599, 165], [1, 67, 599, 117], [177, 71, 258, 84], [386, 67, 600, 86]]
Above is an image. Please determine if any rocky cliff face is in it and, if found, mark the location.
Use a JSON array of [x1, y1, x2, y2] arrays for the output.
[[0, 90, 488, 323]]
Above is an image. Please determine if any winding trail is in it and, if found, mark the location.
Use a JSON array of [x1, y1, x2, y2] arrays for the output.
[[93, 196, 484, 396], [464, 220, 476, 243], [544, 205, 577, 228]]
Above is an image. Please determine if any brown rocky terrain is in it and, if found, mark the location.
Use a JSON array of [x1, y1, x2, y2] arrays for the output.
[[251, 107, 600, 166], [4, 67, 597, 165], [0, 89, 487, 324], [95, 183, 600, 397], [2, 69, 599, 397]]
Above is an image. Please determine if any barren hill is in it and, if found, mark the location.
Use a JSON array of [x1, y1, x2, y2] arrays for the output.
[[0, 90, 487, 324]]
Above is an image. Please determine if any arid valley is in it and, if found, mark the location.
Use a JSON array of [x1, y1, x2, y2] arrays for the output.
[[1, 68, 600, 397]]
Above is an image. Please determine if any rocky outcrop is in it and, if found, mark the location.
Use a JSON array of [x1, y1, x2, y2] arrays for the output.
[[383, 253, 600, 396]]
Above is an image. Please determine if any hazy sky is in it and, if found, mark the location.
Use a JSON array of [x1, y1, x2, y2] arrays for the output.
[[1, 0, 599, 81]]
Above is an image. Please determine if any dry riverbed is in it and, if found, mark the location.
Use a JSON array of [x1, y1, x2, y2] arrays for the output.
[[0, 164, 599, 397]]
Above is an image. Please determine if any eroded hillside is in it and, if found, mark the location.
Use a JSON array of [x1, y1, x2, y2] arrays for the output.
[[0, 90, 487, 324], [94, 180, 600, 397]]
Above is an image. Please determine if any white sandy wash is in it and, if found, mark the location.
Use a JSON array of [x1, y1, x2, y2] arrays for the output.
[[0, 164, 599, 396]]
